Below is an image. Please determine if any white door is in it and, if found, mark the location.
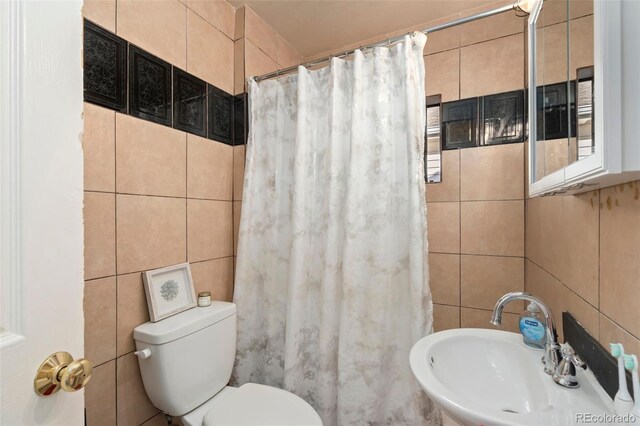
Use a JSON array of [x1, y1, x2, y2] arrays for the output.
[[0, 0, 85, 424]]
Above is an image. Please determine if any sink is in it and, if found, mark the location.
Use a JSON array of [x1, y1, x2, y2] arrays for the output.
[[410, 328, 615, 426]]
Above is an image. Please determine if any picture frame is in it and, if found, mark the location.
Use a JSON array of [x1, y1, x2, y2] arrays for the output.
[[142, 263, 197, 322]]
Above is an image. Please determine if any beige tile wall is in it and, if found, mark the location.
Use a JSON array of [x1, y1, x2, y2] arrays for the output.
[[424, 11, 526, 101], [82, 1, 238, 425], [234, 5, 304, 95], [424, 11, 527, 334], [429, 145, 526, 334], [525, 181, 640, 356]]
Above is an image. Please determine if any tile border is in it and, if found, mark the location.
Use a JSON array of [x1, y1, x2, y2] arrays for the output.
[[129, 45, 172, 127], [173, 67, 207, 137], [83, 20, 127, 112], [83, 19, 246, 146], [563, 312, 634, 401]]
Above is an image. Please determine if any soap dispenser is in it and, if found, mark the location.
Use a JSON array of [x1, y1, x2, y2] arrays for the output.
[[519, 302, 546, 349]]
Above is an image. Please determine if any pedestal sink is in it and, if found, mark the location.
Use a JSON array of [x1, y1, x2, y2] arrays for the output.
[[410, 328, 615, 426]]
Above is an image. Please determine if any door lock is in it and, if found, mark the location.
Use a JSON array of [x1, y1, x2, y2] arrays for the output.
[[33, 351, 93, 396]]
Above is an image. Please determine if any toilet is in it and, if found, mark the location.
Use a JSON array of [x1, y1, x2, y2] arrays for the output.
[[133, 301, 323, 426]]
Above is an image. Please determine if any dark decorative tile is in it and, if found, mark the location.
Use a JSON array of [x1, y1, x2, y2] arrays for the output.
[[129, 45, 172, 126], [83, 20, 127, 112], [173, 68, 206, 136], [208, 85, 233, 145], [536, 82, 576, 141], [442, 98, 479, 150], [482, 90, 525, 145], [563, 312, 634, 401], [233, 94, 246, 146]]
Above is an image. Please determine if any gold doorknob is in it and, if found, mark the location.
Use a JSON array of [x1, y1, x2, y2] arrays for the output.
[[33, 351, 93, 396]]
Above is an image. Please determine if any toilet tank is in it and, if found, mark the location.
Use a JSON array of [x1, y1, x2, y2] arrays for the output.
[[133, 302, 236, 417]]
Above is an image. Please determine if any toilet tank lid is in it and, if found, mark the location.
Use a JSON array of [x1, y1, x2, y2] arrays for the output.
[[134, 302, 236, 345]]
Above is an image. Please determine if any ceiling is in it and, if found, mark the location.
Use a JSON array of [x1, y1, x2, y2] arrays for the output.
[[228, 0, 509, 58]]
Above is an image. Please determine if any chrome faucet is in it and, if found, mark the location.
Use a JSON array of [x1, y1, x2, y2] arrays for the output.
[[490, 292, 562, 377], [491, 292, 587, 388]]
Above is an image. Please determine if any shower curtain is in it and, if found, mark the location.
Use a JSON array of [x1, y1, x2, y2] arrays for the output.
[[233, 33, 438, 425]]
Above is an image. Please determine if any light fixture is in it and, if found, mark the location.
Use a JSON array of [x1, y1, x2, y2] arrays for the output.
[[514, 0, 535, 16]]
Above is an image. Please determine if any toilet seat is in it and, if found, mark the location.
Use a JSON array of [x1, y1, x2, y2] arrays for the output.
[[202, 383, 322, 426]]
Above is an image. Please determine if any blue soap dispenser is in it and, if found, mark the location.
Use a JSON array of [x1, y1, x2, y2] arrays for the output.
[[519, 302, 546, 349]]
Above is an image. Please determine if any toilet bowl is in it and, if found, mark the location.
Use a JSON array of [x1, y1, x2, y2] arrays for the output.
[[181, 383, 321, 426], [133, 302, 322, 426]]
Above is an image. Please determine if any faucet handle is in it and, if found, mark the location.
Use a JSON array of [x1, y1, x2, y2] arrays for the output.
[[561, 345, 586, 370], [553, 344, 586, 388]]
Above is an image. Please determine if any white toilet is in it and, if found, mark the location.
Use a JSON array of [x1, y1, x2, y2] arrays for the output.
[[133, 301, 323, 426]]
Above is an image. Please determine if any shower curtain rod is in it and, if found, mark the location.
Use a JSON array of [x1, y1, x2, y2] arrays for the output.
[[253, 2, 516, 82]]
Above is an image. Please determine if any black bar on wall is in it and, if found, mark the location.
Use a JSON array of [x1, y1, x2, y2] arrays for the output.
[[563, 312, 634, 401], [82, 19, 246, 146], [233, 94, 247, 146]]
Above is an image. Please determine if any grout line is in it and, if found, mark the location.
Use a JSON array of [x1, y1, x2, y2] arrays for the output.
[[231, 149, 236, 255], [114, 256, 236, 278], [460, 31, 524, 52], [85, 189, 234, 203], [243, 34, 247, 92], [526, 257, 599, 312], [430, 252, 525, 259], [523, 122, 528, 292], [185, 1, 188, 76], [458, 149, 461, 326], [434, 302, 460, 308], [427, 198, 525, 204], [424, 25, 528, 60], [91, 358, 115, 370], [457, 45, 461, 102], [245, 38, 281, 71], [435, 302, 521, 314], [600, 311, 640, 343], [185, 103, 189, 266], [140, 413, 161, 426], [112, 47, 119, 420], [597, 191, 601, 311], [190, 256, 235, 266], [185, 4, 236, 44], [85, 274, 117, 283], [460, 305, 518, 314], [534, 12, 594, 31], [185, 199, 189, 269]]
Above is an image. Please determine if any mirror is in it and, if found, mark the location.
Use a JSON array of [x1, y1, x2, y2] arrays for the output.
[[530, 0, 594, 182], [425, 96, 442, 183]]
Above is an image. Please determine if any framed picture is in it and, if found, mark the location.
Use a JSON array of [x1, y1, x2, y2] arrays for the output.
[[142, 263, 197, 322]]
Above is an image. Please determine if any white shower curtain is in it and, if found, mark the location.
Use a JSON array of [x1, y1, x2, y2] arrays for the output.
[[233, 33, 438, 425]]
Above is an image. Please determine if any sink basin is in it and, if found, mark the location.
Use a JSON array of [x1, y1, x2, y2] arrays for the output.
[[410, 328, 615, 426]]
